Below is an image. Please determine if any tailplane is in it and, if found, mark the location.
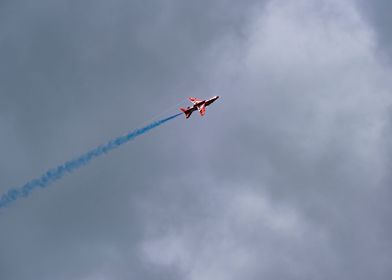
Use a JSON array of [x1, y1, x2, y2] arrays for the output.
[[180, 108, 193, 119]]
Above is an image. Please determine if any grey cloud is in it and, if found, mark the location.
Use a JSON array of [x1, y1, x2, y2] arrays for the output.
[[356, 0, 392, 62], [1, 0, 392, 280], [0, 0, 263, 279]]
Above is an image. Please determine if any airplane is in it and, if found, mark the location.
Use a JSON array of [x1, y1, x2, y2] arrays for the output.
[[180, 96, 219, 119]]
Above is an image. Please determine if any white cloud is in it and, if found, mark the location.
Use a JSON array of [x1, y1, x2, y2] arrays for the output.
[[141, 0, 392, 278]]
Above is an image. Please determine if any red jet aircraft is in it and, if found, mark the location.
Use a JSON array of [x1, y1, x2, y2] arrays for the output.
[[180, 96, 219, 119]]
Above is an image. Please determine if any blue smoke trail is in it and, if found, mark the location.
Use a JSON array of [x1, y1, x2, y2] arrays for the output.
[[0, 113, 182, 209]]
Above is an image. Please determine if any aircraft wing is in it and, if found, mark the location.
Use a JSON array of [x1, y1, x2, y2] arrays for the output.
[[198, 104, 206, 116], [189, 97, 202, 105]]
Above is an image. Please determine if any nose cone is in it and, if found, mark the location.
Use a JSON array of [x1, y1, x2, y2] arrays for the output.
[[214, 95, 219, 100]]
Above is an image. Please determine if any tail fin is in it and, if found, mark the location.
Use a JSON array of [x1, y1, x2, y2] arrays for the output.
[[180, 108, 192, 119]]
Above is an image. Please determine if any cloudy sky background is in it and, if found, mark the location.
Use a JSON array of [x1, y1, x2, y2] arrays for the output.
[[1, 0, 392, 279]]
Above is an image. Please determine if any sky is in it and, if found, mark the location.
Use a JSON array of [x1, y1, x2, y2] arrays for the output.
[[0, 0, 391, 279]]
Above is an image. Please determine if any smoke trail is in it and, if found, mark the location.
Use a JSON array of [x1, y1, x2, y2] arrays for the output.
[[0, 113, 182, 209]]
